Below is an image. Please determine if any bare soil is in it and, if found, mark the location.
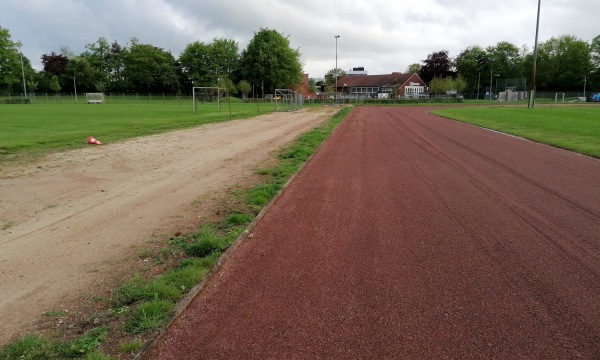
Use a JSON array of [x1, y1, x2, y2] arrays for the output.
[[0, 107, 337, 346]]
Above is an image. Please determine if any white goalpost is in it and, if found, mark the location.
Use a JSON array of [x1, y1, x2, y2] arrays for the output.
[[274, 89, 304, 112], [86, 93, 105, 104], [192, 87, 224, 114], [554, 93, 565, 103]]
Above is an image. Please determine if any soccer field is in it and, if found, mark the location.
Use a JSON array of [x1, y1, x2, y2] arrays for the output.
[[431, 106, 600, 158], [0, 101, 276, 158]]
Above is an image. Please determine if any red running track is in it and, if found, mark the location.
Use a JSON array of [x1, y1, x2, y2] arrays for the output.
[[145, 106, 600, 359]]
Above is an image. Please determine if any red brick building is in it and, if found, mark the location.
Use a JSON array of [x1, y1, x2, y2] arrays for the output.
[[336, 72, 426, 99]]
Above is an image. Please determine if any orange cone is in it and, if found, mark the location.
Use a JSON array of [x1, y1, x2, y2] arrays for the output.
[[87, 136, 103, 145]]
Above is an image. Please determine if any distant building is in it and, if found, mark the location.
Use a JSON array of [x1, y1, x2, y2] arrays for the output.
[[336, 72, 426, 99], [346, 67, 368, 77]]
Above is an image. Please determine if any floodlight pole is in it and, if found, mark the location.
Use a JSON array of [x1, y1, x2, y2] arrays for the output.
[[18, 43, 27, 99], [73, 76, 78, 103], [529, 0, 541, 109], [583, 75, 587, 97], [489, 68, 493, 101], [335, 35, 340, 103], [477, 72, 481, 100]]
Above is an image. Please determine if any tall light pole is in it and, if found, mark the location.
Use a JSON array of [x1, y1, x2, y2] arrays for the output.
[[335, 35, 340, 103], [529, 0, 541, 109], [73, 76, 78, 103], [489, 68, 493, 101], [17, 42, 27, 99], [583, 75, 587, 98], [477, 72, 481, 100]]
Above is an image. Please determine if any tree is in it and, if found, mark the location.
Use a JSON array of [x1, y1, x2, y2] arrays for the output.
[[80, 37, 113, 89], [0, 26, 23, 93], [589, 35, 600, 91], [49, 75, 61, 93], [455, 45, 488, 94], [123, 43, 179, 93], [486, 41, 524, 79], [179, 38, 239, 87], [66, 57, 98, 93], [419, 50, 455, 84], [530, 35, 592, 91], [454, 75, 468, 94], [324, 68, 346, 89], [238, 80, 251, 100], [180, 41, 211, 86], [406, 63, 421, 74], [238, 28, 303, 95], [218, 77, 237, 96], [41, 52, 70, 75]]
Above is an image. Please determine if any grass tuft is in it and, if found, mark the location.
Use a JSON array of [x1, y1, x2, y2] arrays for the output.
[[0, 335, 56, 359], [123, 300, 173, 334]]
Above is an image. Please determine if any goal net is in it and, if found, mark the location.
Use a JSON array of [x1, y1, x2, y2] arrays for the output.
[[193, 87, 224, 113], [274, 89, 304, 112], [86, 93, 105, 104]]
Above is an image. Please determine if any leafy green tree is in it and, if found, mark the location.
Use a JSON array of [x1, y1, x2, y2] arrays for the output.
[[49, 75, 61, 93], [238, 28, 303, 95], [179, 41, 213, 86], [0, 26, 23, 93], [218, 77, 237, 96], [238, 80, 251, 99], [80, 37, 115, 89], [66, 57, 98, 93], [586, 35, 600, 91], [324, 68, 346, 89], [529, 35, 592, 91], [406, 63, 422, 74], [123, 43, 179, 93], [454, 75, 468, 94], [179, 38, 239, 88], [486, 41, 524, 79], [455, 45, 488, 94]]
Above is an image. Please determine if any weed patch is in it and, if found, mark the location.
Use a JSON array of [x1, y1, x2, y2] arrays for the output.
[[123, 300, 173, 334]]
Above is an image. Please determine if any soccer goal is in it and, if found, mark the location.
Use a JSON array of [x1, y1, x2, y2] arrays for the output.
[[274, 89, 304, 112], [554, 93, 565, 103], [193, 87, 224, 114], [86, 93, 105, 104]]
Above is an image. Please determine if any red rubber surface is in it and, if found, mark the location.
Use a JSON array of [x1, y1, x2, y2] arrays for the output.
[[145, 106, 600, 359]]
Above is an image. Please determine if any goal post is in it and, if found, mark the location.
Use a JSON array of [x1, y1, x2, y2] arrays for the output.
[[85, 93, 105, 104], [192, 87, 224, 114], [274, 89, 304, 112]]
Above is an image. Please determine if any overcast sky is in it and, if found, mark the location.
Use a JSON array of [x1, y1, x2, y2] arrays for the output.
[[2, 0, 598, 78]]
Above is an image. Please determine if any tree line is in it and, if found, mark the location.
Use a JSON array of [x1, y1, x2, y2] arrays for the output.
[[0, 26, 302, 96], [408, 35, 600, 94], [1, 24, 598, 97]]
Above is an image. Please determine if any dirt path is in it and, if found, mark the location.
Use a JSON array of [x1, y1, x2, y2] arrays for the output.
[[145, 106, 600, 359], [0, 107, 337, 345]]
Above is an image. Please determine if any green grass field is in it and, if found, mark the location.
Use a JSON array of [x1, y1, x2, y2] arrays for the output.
[[0, 100, 276, 159], [431, 106, 600, 158]]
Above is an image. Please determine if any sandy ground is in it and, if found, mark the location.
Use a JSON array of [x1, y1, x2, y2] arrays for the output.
[[0, 107, 337, 345]]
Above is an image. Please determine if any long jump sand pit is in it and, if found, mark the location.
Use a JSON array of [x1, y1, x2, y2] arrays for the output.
[[0, 107, 338, 345]]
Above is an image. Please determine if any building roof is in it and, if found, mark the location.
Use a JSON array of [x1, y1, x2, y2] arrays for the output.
[[337, 73, 416, 88]]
